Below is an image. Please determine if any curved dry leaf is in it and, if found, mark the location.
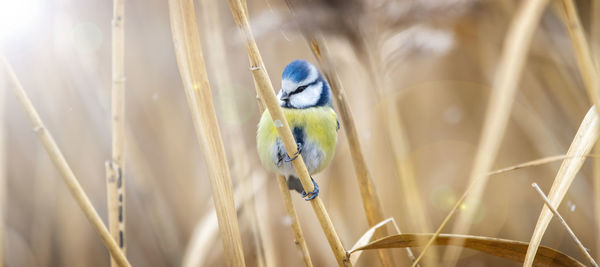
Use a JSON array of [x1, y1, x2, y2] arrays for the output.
[[353, 234, 584, 267]]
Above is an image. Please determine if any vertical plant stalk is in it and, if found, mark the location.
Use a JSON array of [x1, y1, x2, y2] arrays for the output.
[[106, 0, 126, 266], [0, 74, 5, 267], [412, 0, 550, 265], [182, 172, 266, 267], [555, 0, 600, 114], [255, 86, 312, 265], [196, 0, 270, 265], [225, 0, 349, 265], [276, 175, 313, 267], [523, 106, 599, 266], [531, 183, 598, 267], [167, 0, 246, 266], [1, 56, 131, 267], [307, 38, 395, 267], [592, 0, 600, 260]]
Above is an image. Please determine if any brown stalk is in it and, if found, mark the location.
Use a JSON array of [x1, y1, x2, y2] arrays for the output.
[[555, 0, 600, 114], [413, 0, 551, 265], [306, 38, 395, 267], [225, 0, 349, 265], [524, 106, 599, 266], [254, 87, 312, 266], [1, 56, 131, 267], [276, 175, 314, 267], [196, 0, 271, 265], [106, 0, 126, 266], [182, 171, 266, 267], [167, 0, 246, 266], [593, 0, 600, 260], [0, 75, 5, 267]]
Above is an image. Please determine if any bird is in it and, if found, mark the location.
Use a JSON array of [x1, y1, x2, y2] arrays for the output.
[[256, 59, 339, 200]]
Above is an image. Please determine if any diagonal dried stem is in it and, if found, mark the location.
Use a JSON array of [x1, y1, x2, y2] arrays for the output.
[[225, 0, 349, 265], [167, 0, 246, 266], [524, 106, 599, 266], [1, 56, 131, 267], [531, 183, 598, 267], [306, 37, 396, 267]]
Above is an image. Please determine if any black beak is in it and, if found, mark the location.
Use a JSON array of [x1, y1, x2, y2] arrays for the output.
[[280, 92, 290, 102]]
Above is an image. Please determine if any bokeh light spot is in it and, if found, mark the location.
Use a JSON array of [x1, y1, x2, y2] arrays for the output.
[[72, 22, 103, 53]]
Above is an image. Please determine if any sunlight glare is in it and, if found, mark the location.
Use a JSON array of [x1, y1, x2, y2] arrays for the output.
[[0, 0, 41, 44]]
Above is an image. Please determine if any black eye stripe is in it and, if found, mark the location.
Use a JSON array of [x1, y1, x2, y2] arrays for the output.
[[293, 85, 308, 94], [290, 80, 320, 95]]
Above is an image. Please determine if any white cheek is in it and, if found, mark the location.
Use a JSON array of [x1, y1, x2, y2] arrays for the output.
[[290, 82, 322, 108], [276, 90, 284, 106]]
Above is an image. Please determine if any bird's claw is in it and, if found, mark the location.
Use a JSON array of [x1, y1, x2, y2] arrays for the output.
[[284, 142, 303, 162], [301, 177, 319, 201]]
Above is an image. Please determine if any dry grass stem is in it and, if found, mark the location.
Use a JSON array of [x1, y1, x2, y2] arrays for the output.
[[1, 56, 131, 267], [531, 183, 598, 267], [306, 38, 395, 267], [524, 106, 600, 266], [197, 0, 270, 264], [225, 0, 349, 265], [555, 0, 600, 114], [487, 154, 597, 176], [106, 0, 126, 266], [0, 76, 5, 267], [276, 175, 313, 267], [592, 1, 600, 260], [182, 173, 266, 267], [409, 0, 550, 265], [595, 144, 600, 261], [167, 0, 246, 266]]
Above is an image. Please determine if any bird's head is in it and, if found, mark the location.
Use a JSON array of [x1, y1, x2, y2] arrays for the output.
[[277, 60, 331, 109]]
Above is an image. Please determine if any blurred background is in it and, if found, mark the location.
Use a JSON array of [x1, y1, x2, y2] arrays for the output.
[[1, 0, 599, 266]]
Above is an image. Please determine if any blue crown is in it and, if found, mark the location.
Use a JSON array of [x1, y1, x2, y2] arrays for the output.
[[282, 60, 312, 82]]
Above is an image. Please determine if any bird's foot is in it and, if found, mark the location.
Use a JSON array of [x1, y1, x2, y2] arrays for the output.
[[301, 177, 319, 201], [284, 142, 303, 162]]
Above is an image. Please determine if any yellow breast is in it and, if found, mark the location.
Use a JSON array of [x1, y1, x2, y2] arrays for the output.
[[256, 106, 338, 175]]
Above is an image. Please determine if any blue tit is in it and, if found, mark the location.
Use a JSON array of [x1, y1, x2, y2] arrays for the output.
[[256, 59, 339, 200]]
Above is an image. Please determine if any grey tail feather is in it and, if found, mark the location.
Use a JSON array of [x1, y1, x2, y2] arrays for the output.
[[286, 176, 304, 193]]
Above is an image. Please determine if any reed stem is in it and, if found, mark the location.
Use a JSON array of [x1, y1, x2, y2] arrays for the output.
[[225, 0, 349, 265], [107, 0, 126, 266], [1, 55, 131, 267], [167, 0, 246, 265], [276, 175, 314, 267], [306, 38, 395, 267], [0, 72, 5, 267], [196, 0, 270, 264]]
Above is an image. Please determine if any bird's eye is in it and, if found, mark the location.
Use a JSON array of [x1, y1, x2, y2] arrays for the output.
[[294, 85, 308, 94]]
